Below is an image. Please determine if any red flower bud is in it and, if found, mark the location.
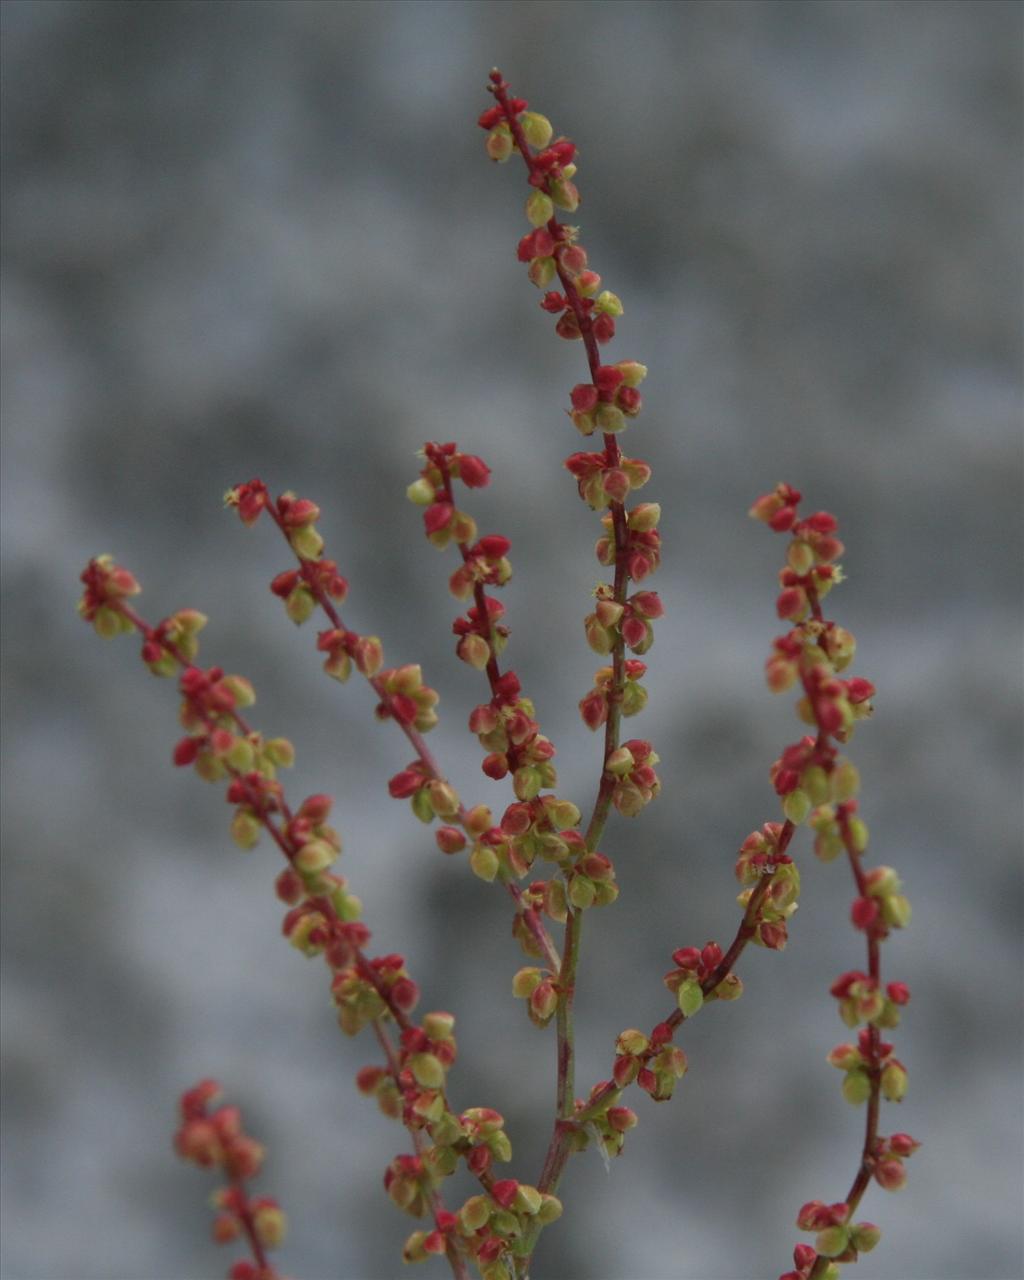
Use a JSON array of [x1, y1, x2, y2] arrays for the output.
[[173, 736, 201, 767], [457, 454, 492, 488], [491, 1179, 519, 1209], [594, 364, 625, 393], [616, 385, 643, 414], [769, 505, 798, 532], [435, 826, 466, 854], [388, 769, 423, 799], [874, 1157, 907, 1191], [477, 105, 504, 130], [851, 896, 880, 930], [478, 534, 511, 559], [888, 1132, 921, 1156], [571, 383, 599, 413], [592, 312, 616, 343], [424, 503, 454, 534], [493, 670, 521, 702], [481, 753, 509, 780]]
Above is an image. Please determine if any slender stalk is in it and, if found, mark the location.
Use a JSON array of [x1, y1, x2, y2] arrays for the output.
[[258, 493, 563, 969], [115, 597, 474, 1280], [490, 79, 637, 1246], [807, 818, 884, 1280], [231, 1181, 279, 1278]]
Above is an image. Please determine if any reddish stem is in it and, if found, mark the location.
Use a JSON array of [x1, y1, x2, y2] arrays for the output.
[[115, 598, 473, 1280], [261, 495, 562, 972], [232, 1182, 278, 1278], [489, 74, 642, 1273]]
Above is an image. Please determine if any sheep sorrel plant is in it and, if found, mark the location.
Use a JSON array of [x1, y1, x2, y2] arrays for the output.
[[77, 69, 917, 1280]]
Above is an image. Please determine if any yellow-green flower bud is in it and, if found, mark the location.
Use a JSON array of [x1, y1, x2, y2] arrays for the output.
[[520, 112, 553, 147], [411, 788, 435, 824], [627, 502, 661, 531], [406, 478, 435, 505], [543, 796, 581, 830], [595, 290, 624, 317], [428, 780, 460, 818], [548, 177, 579, 211], [513, 765, 542, 801], [616, 360, 648, 387], [676, 977, 704, 1018], [815, 1225, 850, 1258], [616, 1028, 649, 1055], [230, 809, 261, 850], [595, 403, 626, 433], [470, 844, 499, 881], [831, 761, 860, 801], [713, 972, 743, 1001], [883, 894, 912, 928], [458, 1194, 492, 1232], [514, 1184, 542, 1215], [285, 585, 316, 625], [568, 875, 595, 910], [605, 746, 635, 776], [537, 1193, 563, 1224], [526, 255, 556, 289], [842, 1069, 872, 1105], [525, 191, 554, 227], [329, 885, 362, 921], [295, 839, 337, 874], [787, 541, 815, 575], [850, 1222, 882, 1252], [512, 967, 542, 998], [253, 1204, 287, 1248], [486, 127, 513, 163], [585, 616, 615, 655], [409, 1052, 445, 1089], [226, 737, 256, 772], [289, 526, 324, 561], [402, 1230, 429, 1263], [264, 737, 295, 768], [783, 789, 812, 825], [93, 605, 132, 638], [802, 765, 830, 806]]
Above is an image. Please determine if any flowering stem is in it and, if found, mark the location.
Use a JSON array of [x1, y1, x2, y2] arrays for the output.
[[370, 1020, 472, 1280], [109, 594, 475, 1279], [807, 818, 883, 1280], [260, 494, 565, 976], [231, 1183, 276, 1277], [490, 75, 645, 1276]]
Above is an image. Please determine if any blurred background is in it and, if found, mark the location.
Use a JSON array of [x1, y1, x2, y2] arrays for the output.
[[2, 2, 1021, 1278]]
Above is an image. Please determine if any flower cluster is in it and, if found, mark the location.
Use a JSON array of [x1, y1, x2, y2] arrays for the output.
[[827, 1030, 908, 1106], [405, 435, 630, 972], [225, 480, 441, 733], [483, 69, 662, 836], [786, 1199, 882, 1276], [734, 823, 802, 950], [750, 485, 875, 828], [749, 490, 916, 1280], [602, 737, 661, 817], [402, 1178, 563, 1280], [80, 561, 569, 1277], [173, 1080, 287, 1280], [564, 445, 652, 512], [77, 69, 918, 1280], [610, 1024, 690, 1104]]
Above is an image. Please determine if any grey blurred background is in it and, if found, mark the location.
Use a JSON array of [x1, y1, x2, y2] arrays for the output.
[[2, 2, 1021, 1278]]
